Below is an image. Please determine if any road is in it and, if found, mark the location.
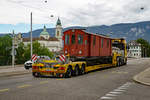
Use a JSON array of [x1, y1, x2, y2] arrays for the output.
[[0, 58, 150, 100]]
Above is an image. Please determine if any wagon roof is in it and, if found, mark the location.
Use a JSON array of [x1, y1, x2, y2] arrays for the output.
[[64, 28, 113, 39]]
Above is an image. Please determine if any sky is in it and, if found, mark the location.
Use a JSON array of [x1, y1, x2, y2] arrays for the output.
[[0, 0, 150, 33]]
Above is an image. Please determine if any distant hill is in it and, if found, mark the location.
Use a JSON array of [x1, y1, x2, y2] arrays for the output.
[[1, 21, 150, 42]]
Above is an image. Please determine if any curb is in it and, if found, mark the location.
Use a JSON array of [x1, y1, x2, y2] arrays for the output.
[[133, 68, 150, 86], [0, 70, 31, 77]]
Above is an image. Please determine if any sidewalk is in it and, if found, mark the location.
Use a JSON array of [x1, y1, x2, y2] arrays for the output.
[[133, 67, 150, 86], [0, 65, 31, 77]]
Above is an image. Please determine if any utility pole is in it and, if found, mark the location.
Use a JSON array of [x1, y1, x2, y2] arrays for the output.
[[12, 30, 15, 67], [30, 12, 33, 59]]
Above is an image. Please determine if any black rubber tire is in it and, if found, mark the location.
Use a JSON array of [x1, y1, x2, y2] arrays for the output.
[[32, 72, 40, 77], [80, 65, 85, 75], [74, 66, 79, 76], [65, 67, 72, 78], [25, 66, 29, 70], [116, 58, 120, 67]]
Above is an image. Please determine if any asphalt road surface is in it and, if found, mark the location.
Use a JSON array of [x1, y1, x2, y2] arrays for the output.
[[0, 58, 150, 100]]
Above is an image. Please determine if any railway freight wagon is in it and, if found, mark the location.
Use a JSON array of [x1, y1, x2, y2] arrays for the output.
[[32, 28, 127, 78], [63, 29, 113, 65]]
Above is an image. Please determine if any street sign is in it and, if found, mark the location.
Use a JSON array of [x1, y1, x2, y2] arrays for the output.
[[32, 54, 38, 62], [59, 54, 66, 62]]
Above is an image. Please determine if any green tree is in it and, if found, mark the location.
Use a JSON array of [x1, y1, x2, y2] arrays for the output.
[[16, 42, 26, 64], [136, 38, 150, 57], [0, 35, 12, 65], [24, 41, 54, 61]]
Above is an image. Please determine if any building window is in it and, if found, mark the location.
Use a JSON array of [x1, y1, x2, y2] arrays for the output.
[[78, 34, 83, 44], [93, 36, 96, 46], [65, 34, 70, 45], [101, 38, 103, 48], [71, 34, 75, 44], [57, 31, 59, 36]]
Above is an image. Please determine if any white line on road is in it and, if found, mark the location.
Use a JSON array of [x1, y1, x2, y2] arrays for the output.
[[99, 82, 133, 100], [100, 96, 114, 99], [106, 93, 117, 96]]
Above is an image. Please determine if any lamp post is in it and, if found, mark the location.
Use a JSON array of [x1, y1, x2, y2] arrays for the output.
[[12, 30, 15, 67], [30, 12, 33, 60]]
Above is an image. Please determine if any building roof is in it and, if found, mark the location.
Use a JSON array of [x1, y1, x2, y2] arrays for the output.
[[56, 18, 61, 26], [128, 40, 141, 46], [23, 37, 59, 42], [40, 25, 49, 35]]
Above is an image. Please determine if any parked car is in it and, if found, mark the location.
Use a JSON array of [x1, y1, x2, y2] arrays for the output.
[[24, 60, 33, 70]]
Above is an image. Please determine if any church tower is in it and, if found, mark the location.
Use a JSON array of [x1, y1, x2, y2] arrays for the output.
[[55, 17, 62, 39], [55, 17, 63, 48]]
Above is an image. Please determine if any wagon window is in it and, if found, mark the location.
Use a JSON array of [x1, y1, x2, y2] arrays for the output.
[[101, 38, 103, 48], [93, 36, 96, 46], [71, 34, 75, 44], [65, 34, 70, 45], [85, 40, 87, 45], [78, 34, 83, 44], [107, 40, 109, 48]]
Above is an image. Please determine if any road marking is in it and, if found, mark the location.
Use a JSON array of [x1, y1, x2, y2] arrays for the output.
[[40, 81, 48, 84], [0, 88, 9, 92], [56, 79, 64, 80], [100, 96, 114, 99], [109, 91, 122, 94], [114, 89, 126, 92], [99, 82, 133, 100], [17, 84, 32, 88], [106, 93, 117, 96]]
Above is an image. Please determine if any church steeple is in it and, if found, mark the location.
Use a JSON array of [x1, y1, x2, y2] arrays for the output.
[[56, 17, 61, 26], [55, 17, 62, 39]]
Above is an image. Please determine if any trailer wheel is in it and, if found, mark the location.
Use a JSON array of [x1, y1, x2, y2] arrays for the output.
[[80, 64, 85, 75], [65, 67, 72, 78], [74, 66, 79, 76]]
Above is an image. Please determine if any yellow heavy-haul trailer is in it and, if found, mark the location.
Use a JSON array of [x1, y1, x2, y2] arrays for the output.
[[32, 38, 127, 78]]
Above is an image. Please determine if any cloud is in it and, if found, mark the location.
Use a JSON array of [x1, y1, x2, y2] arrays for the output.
[[0, 0, 150, 29]]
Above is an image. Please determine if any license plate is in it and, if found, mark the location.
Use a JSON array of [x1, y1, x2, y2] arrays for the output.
[[46, 69, 50, 71]]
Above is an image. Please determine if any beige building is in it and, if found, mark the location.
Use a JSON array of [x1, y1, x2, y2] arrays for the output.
[[16, 18, 63, 52], [127, 40, 142, 58]]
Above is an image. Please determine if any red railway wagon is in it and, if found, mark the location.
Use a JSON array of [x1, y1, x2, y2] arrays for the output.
[[63, 29, 112, 65]]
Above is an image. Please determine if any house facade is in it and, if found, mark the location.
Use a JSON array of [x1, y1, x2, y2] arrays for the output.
[[127, 40, 141, 58]]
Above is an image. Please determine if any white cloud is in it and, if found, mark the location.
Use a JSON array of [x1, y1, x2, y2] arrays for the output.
[[0, 0, 150, 27]]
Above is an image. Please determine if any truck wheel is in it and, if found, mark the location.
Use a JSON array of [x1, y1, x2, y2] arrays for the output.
[[116, 58, 120, 67], [65, 67, 72, 78], [80, 65, 85, 75], [32, 72, 40, 77], [74, 66, 79, 76]]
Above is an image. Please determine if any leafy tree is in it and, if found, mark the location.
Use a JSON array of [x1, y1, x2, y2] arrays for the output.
[[24, 41, 54, 61], [0, 35, 12, 65], [136, 38, 150, 57], [16, 42, 26, 64]]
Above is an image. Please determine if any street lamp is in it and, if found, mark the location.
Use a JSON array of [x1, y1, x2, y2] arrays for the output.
[[30, 12, 33, 60]]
